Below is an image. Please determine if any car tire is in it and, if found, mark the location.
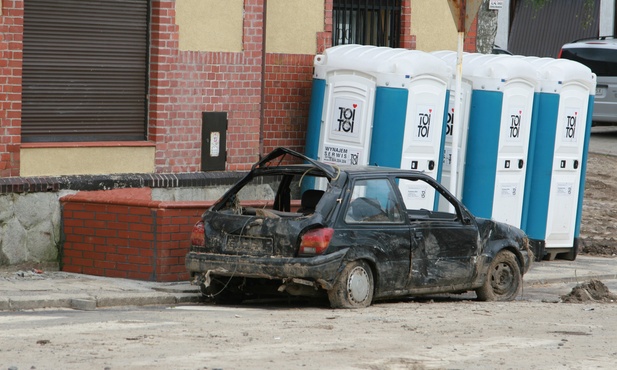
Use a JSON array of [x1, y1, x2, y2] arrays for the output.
[[476, 250, 522, 301], [201, 278, 244, 305], [328, 260, 374, 309]]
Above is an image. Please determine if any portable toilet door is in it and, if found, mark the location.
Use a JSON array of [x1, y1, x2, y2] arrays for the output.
[[369, 51, 451, 211], [522, 58, 596, 260], [461, 54, 537, 228], [430, 51, 473, 203]]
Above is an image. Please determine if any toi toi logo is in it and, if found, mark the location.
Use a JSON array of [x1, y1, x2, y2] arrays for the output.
[[337, 105, 357, 133], [446, 108, 454, 136], [417, 109, 432, 138], [510, 111, 522, 138], [565, 113, 577, 139]]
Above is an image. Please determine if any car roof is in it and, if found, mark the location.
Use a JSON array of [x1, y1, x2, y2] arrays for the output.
[[562, 36, 617, 49], [337, 164, 423, 176], [256, 147, 428, 179]]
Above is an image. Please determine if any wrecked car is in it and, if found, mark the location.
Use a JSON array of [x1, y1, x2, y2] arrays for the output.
[[186, 147, 532, 308]]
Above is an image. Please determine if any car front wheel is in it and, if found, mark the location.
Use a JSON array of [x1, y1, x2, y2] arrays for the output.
[[328, 260, 374, 308], [476, 250, 522, 301]]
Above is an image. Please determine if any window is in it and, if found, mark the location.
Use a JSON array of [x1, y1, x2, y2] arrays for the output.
[[333, 0, 402, 48], [345, 178, 404, 223], [397, 177, 458, 221], [22, 0, 149, 142]]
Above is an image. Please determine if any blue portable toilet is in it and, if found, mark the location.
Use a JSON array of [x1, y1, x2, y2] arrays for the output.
[[430, 50, 474, 203], [306, 45, 451, 210], [460, 54, 537, 228], [368, 50, 451, 210], [521, 58, 596, 260], [308, 45, 409, 167]]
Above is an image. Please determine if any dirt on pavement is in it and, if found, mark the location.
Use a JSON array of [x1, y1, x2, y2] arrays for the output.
[[580, 152, 617, 257]]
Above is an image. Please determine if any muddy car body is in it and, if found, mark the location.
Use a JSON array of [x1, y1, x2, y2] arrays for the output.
[[186, 148, 532, 308]]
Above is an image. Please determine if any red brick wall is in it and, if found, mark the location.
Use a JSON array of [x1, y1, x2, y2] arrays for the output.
[[465, 18, 479, 52], [0, 0, 23, 177], [61, 188, 211, 282], [149, 0, 330, 173]]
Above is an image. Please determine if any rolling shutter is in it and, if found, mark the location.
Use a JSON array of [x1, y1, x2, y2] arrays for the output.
[[22, 0, 148, 142], [508, 0, 600, 58]]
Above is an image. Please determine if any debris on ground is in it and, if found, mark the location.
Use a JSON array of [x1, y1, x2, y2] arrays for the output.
[[560, 279, 617, 303]]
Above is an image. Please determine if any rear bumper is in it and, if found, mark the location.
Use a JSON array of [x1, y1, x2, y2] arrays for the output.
[[185, 248, 349, 284]]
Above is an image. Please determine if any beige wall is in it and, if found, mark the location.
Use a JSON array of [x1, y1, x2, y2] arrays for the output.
[[176, 0, 244, 52], [20, 146, 156, 177], [266, 0, 323, 54], [411, 0, 458, 52], [175, 0, 324, 54]]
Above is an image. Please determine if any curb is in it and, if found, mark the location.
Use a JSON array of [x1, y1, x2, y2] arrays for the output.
[[1, 292, 202, 311]]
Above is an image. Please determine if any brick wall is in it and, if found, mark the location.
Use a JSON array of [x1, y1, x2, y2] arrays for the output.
[[465, 17, 479, 52], [61, 188, 211, 282], [149, 0, 329, 173], [0, 0, 23, 177]]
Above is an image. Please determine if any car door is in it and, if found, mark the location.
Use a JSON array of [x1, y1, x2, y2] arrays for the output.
[[396, 176, 479, 289], [336, 177, 413, 294]]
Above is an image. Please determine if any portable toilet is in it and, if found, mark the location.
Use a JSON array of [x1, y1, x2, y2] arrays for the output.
[[305, 45, 388, 191], [308, 45, 406, 167], [521, 58, 596, 260], [430, 50, 473, 203], [461, 54, 537, 228], [368, 51, 451, 210]]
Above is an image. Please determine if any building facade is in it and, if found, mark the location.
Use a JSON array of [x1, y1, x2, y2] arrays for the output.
[[1, 0, 482, 178]]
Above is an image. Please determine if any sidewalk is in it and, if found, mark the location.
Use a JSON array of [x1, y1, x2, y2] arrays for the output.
[[1, 255, 616, 311]]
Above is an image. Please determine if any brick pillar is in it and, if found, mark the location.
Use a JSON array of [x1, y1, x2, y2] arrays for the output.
[[400, 0, 415, 49], [464, 17, 478, 52], [0, 0, 23, 177]]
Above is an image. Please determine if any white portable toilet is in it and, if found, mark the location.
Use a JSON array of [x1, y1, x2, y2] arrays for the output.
[[521, 58, 596, 260], [461, 54, 537, 228], [367, 51, 451, 210], [430, 50, 473, 203], [308, 45, 410, 167]]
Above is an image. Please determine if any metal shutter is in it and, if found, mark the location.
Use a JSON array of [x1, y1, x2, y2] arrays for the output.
[[508, 0, 600, 58], [22, 0, 148, 142]]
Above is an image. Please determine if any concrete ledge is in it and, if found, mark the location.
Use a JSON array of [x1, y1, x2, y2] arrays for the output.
[[9, 296, 74, 310], [0, 297, 9, 310], [95, 293, 177, 308], [71, 298, 97, 311]]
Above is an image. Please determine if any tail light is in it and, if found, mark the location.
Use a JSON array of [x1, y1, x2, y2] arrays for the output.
[[191, 221, 205, 248], [557, 49, 563, 58], [299, 228, 334, 256]]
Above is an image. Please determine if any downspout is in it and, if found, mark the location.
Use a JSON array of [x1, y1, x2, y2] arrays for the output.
[[259, 0, 268, 159]]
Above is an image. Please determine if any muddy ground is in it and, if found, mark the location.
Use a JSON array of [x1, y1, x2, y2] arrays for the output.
[[579, 152, 617, 257]]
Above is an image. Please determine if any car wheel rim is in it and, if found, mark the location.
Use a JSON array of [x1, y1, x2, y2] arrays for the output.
[[491, 262, 514, 295], [347, 266, 370, 304]]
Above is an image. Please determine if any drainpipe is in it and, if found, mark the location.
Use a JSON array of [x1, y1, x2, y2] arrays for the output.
[[259, 0, 268, 159]]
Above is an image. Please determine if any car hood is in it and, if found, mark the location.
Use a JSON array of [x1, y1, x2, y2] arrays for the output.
[[475, 217, 528, 251]]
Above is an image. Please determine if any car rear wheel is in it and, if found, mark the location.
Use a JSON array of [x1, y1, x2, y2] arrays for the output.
[[476, 250, 522, 301], [328, 260, 374, 308]]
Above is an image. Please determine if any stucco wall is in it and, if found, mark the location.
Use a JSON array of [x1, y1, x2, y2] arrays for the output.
[[175, 0, 244, 52], [20, 145, 156, 177], [175, 0, 324, 54], [411, 0, 458, 52], [266, 0, 324, 54]]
